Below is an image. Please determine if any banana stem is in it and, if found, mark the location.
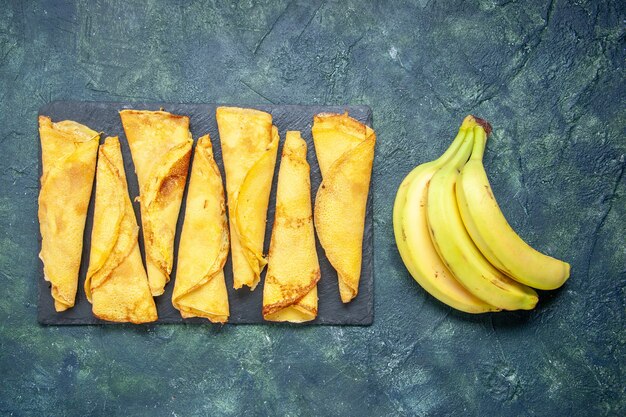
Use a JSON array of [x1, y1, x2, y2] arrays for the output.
[[472, 117, 492, 135], [449, 128, 474, 170], [470, 126, 487, 161], [436, 116, 476, 164]]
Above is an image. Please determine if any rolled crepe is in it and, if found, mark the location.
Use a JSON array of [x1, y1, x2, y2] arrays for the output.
[[119, 110, 192, 296], [173, 135, 230, 323], [216, 107, 278, 290], [38, 116, 99, 311], [313, 113, 376, 303], [263, 132, 320, 322], [85, 137, 157, 323]]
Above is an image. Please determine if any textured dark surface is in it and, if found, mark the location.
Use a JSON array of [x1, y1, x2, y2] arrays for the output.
[[0, 0, 625, 416], [37, 101, 374, 325]]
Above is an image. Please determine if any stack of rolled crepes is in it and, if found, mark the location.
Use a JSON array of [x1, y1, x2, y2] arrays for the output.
[[38, 108, 375, 323]]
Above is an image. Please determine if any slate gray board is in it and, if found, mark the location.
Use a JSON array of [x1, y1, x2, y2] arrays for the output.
[[37, 101, 374, 325]]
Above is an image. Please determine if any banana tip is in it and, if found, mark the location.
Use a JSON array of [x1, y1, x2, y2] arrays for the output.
[[472, 116, 493, 135]]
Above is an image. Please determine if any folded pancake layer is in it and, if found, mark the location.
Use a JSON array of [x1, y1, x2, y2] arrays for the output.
[[216, 107, 278, 290], [119, 110, 192, 296], [38, 116, 99, 311], [86, 137, 157, 323], [173, 135, 230, 323], [263, 132, 320, 322], [313, 113, 376, 303]]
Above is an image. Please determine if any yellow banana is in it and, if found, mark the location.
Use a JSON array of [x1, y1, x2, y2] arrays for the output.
[[393, 117, 498, 313], [426, 124, 538, 311], [457, 125, 570, 290]]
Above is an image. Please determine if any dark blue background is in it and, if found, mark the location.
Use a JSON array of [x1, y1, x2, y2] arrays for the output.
[[0, 1, 624, 416]]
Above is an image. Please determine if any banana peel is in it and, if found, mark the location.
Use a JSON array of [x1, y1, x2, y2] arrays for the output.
[[457, 122, 570, 290], [38, 116, 99, 311], [394, 119, 499, 314], [426, 126, 538, 311], [313, 113, 376, 303]]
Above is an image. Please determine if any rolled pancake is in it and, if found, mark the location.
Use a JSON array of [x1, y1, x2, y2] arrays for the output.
[[216, 107, 278, 290], [263, 132, 320, 322], [119, 110, 192, 296], [173, 135, 230, 322], [85, 137, 157, 323], [38, 116, 99, 312], [313, 113, 376, 303]]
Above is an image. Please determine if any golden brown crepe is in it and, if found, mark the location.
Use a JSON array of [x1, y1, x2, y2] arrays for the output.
[[263, 132, 320, 322], [38, 116, 99, 312], [216, 107, 278, 290], [85, 137, 157, 323], [313, 113, 376, 303], [119, 109, 192, 296], [172, 135, 230, 322]]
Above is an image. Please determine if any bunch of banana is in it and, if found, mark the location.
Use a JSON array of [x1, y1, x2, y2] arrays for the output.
[[393, 116, 570, 313]]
